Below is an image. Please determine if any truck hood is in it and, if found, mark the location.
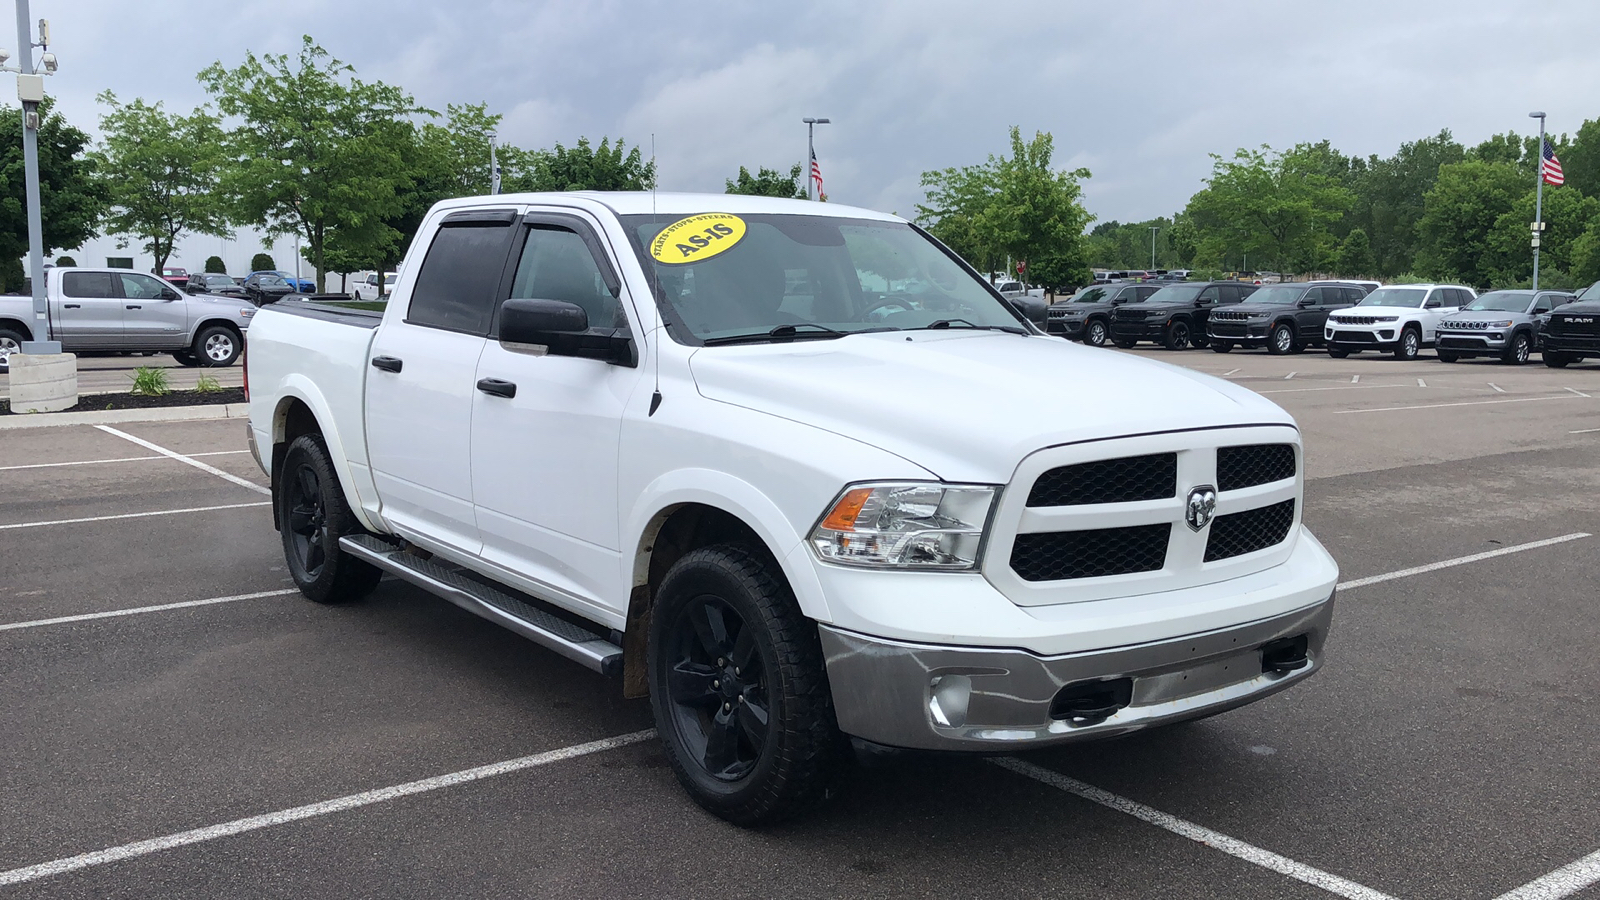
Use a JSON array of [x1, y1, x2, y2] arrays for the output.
[[689, 331, 1294, 483]]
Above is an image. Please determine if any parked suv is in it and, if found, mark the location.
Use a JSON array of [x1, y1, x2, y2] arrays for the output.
[[1046, 281, 1160, 345], [1435, 290, 1575, 365], [1324, 284, 1473, 359], [186, 272, 248, 298], [1208, 281, 1367, 354], [1111, 281, 1257, 350], [1539, 282, 1600, 367]]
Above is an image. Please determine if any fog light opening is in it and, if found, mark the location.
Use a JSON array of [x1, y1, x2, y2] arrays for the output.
[[1049, 677, 1132, 726], [928, 674, 972, 728], [1261, 634, 1310, 674]]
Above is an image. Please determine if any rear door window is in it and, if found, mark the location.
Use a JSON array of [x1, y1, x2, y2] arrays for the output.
[[406, 216, 518, 334], [62, 272, 116, 298]]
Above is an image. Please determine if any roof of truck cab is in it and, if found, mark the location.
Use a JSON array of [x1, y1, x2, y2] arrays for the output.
[[427, 191, 904, 223]]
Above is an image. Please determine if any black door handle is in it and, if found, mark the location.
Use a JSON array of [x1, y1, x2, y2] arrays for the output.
[[476, 378, 516, 398], [126, 305, 142, 310], [370, 356, 403, 373], [63, 303, 80, 309]]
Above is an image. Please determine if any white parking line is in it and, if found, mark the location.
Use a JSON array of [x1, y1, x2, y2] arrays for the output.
[[0, 451, 246, 472], [0, 730, 657, 887], [0, 502, 269, 531], [1258, 384, 1411, 395], [1336, 533, 1590, 591], [1351, 374, 1360, 383], [994, 759, 1397, 900], [1335, 395, 1579, 414], [1489, 383, 1507, 393], [1417, 378, 1427, 387], [1493, 847, 1600, 900], [1223, 368, 1240, 377], [1284, 372, 1297, 379], [0, 589, 298, 633], [94, 425, 268, 496], [1565, 387, 1592, 398], [1571, 427, 1600, 435]]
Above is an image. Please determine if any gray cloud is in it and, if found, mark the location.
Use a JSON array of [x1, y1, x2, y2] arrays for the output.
[[43, 0, 1600, 272]]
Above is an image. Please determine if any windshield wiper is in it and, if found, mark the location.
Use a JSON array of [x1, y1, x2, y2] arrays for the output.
[[702, 323, 850, 346], [922, 318, 1028, 334]]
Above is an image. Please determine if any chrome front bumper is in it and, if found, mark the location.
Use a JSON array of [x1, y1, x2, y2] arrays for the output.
[[819, 594, 1333, 751]]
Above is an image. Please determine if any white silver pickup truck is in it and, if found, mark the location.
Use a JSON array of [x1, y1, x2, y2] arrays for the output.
[[245, 192, 1339, 825]]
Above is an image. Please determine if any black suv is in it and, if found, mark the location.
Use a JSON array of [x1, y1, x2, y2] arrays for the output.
[[1207, 281, 1368, 354], [1540, 280, 1600, 367], [1046, 281, 1161, 345], [1110, 281, 1257, 350], [185, 272, 248, 297]]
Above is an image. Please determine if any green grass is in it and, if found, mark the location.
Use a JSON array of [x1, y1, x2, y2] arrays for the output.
[[129, 366, 171, 396], [195, 373, 224, 394]]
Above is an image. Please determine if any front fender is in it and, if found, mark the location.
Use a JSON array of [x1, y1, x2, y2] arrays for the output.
[[626, 468, 832, 623]]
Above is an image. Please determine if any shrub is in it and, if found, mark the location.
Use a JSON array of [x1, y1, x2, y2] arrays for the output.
[[195, 373, 224, 393], [250, 252, 276, 272], [204, 256, 227, 274], [129, 366, 171, 396], [55, 255, 76, 267]]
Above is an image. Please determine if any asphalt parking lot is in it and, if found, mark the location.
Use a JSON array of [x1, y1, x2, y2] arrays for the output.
[[2, 345, 1598, 899]]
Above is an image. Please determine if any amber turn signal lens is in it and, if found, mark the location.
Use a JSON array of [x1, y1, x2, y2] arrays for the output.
[[820, 487, 873, 532]]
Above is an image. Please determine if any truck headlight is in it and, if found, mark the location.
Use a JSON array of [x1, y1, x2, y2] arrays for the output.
[[810, 483, 996, 570], [239, 307, 255, 318], [1485, 320, 1513, 328]]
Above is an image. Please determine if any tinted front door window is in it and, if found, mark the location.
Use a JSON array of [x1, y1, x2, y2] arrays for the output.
[[405, 222, 516, 334]]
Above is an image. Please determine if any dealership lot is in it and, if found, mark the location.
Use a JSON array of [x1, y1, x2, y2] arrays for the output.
[[2, 348, 1598, 899], [0, 354, 244, 401]]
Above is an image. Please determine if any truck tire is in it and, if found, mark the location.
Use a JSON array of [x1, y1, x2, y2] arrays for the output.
[[1112, 337, 1136, 349], [173, 349, 201, 367], [1393, 327, 1420, 360], [1437, 349, 1459, 363], [277, 434, 383, 604], [1268, 323, 1295, 355], [1543, 350, 1571, 368], [1162, 320, 1191, 350], [0, 326, 25, 373], [1084, 318, 1108, 347], [649, 543, 842, 826], [193, 325, 242, 367], [1210, 341, 1233, 353], [1502, 332, 1531, 365], [1327, 348, 1351, 358]]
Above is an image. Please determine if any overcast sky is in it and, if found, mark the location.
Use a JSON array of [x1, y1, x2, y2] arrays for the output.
[[40, 0, 1600, 276]]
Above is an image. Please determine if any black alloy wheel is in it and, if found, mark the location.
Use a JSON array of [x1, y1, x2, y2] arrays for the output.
[[286, 463, 330, 581], [1503, 332, 1531, 365], [664, 595, 770, 782], [1085, 319, 1108, 347], [1268, 323, 1295, 355], [277, 434, 382, 603], [1394, 328, 1420, 360], [1163, 320, 1191, 350]]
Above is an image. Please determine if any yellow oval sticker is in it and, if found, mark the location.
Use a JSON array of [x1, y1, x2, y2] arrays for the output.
[[648, 213, 747, 265]]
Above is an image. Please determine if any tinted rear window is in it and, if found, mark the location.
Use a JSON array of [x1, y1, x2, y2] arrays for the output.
[[406, 222, 515, 334]]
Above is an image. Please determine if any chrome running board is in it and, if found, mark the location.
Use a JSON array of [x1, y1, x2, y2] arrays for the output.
[[340, 534, 623, 676]]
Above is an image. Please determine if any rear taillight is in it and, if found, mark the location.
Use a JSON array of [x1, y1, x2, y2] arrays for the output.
[[242, 345, 249, 401]]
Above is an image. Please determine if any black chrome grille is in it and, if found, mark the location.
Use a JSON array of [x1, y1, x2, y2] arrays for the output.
[[1439, 336, 1488, 348], [1027, 453, 1176, 507], [1217, 444, 1295, 491], [1011, 524, 1171, 581], [1115, 309, 1150, 321], [1550, 315, 1600, 335], [1204, 499, 1295, 562]]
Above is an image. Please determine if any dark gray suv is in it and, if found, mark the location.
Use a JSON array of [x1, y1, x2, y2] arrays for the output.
[[1046, 282, 1161, 345], [1207, 281, 1368, 354]]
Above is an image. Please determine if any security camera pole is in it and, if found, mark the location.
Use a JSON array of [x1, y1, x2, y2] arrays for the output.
[[8, 1, 58, 352]]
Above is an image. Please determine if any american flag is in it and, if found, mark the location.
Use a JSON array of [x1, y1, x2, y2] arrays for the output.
[[809, 150, 825, 199], [1542, 138, 1565, 186]]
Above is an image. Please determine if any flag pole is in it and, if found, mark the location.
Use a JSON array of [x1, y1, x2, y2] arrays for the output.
[[1530, 112, 1546, 292]]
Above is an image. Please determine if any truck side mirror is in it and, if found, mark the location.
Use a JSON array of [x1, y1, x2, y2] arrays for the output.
[[499, 297, 636, 367]]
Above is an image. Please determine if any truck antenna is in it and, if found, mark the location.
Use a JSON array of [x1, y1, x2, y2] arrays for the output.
[[649, 133, 662, 416]]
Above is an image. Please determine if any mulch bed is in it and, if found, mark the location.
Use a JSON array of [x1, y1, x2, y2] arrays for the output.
[[1, 387, 246, 415]]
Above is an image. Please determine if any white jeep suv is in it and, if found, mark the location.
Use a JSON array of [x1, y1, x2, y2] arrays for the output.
[[1324, 284, 1475, 359]]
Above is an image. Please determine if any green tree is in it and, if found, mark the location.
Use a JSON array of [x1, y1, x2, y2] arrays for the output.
[[91, 92, 232, 274], [916, 162, 1005, 274], [1562, 118, 1600, 199], [1334, 228, 1374, 277], [204, 255, 226, 273], [0, 98, 106, 292], [1415, 159, 1525, 286], [1346, 130, 1465, 277], [725, 164, 805, 198], [1569, 219, 1600, 286], [200, 36, 424, 291], [250, 252, 276, 271], [1483, 186, 1600, 288], [505, 136, 655, 192], [1183, 143, 1354, 274], [55, 255, 76, 266]]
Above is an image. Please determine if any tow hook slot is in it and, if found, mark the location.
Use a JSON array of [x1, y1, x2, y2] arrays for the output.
[[1049, 677, 1133, 725], [1261, 635, 1310, 673]]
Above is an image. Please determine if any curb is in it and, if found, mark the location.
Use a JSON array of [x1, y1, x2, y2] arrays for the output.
[[0, 402, 249, 430]]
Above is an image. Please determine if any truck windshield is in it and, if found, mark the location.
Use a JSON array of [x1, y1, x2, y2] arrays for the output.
[[1358, 288, 1426, 308], [622, 213, 1025, 344], [1462, 291, 1532, 312], [1578, 281, 1600, 301]]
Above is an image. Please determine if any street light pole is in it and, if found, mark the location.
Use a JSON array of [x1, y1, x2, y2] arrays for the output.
[[802, 117, 829, 201], [12, 0, 55, 352], [1149, 226, 1159, 271], [1529, 111, 1546, 292]]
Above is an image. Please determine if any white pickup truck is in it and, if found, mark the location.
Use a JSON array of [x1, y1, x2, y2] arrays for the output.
[[245, 192, 1339, 825]]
